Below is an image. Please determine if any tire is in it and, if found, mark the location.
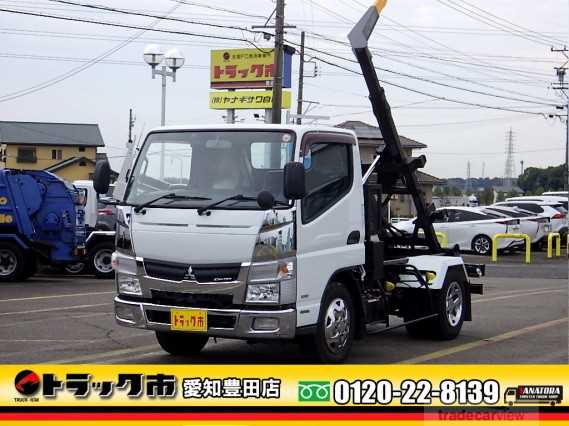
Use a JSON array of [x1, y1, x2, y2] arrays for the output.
[[301, 281, 355, 363], [404, 277, 465, 340], [64, 262, 88, 275], [432, 279, 465, 340], [155, 331, 209, 356], [471, 234, 492, 256], [0, 242, 25, 282], [89, 242, 115, 279]]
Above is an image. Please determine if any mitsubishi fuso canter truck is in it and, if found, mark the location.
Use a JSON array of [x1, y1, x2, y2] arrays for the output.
[[93, 0, 484, 362]]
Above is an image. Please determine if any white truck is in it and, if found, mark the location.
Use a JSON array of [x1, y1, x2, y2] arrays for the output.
[[93, 1, 484, 362]]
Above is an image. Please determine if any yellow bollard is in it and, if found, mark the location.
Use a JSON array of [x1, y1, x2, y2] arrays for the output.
[[547, 233, 561, 258], [491, 233, 531, 264], [435, 232, 448, 249]]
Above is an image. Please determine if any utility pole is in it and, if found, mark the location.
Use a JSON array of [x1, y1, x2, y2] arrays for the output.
[[296, 31, 305, 125], [128, 108, 135, 143], [552, 46, 568, 191], [271, 0, 285, 124]]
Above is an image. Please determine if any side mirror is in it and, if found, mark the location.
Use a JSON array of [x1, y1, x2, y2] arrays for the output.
[[257, 191, 275, 210], [283, 162, 306, 200], [93, 160, 111, 195]]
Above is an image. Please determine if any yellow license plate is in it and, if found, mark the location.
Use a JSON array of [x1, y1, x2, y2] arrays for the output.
[[170, 309, 207, 332]]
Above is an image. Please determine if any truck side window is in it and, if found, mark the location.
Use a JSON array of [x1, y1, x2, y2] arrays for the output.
[[301, 143, 352, 223]]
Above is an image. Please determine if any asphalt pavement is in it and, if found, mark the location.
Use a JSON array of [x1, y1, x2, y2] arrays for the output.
[[0, 252, 566, 364]]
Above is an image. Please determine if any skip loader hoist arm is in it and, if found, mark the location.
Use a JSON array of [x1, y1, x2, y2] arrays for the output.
[[348, 0, 441, 254]]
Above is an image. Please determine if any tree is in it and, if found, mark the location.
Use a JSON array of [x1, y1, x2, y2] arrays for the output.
[[518, 164, 565, 194], [478, 188, 494, 206]]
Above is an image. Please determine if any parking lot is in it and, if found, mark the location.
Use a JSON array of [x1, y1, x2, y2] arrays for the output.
[[0, 252, 566, 365]]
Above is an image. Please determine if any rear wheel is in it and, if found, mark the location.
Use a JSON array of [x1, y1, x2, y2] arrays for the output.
[[0, 242, 25, 282], [471, 234, 492, 256], [301, 281, 355, 363], [65, 262, 88, 275], [405, 279, 465, 340], [90, 242, 114, 279], [155, 332, 209, 356]]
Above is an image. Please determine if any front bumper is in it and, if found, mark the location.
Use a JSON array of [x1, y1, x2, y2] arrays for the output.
[[114, 297, 296, 339]]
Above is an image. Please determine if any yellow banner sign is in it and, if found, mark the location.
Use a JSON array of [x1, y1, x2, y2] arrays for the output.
[[209, 90, 292, 110], [211, 48, 274, 88]]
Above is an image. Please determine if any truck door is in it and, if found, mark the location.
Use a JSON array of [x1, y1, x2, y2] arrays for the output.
[[295, 133, 365, 327]]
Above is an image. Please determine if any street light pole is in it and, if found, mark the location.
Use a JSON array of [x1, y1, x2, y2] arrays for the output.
[[143, 44, 185, 178]]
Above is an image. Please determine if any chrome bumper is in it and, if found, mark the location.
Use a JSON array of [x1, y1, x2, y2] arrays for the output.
[[114, 296, 296, 339]]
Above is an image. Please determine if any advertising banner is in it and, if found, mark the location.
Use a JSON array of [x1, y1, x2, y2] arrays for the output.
[[2, 365, 569, 425], [209, 90, 292, 110], [210, 48, 293, 89]]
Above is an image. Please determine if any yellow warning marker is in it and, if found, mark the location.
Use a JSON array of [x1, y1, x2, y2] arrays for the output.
[[375, 0, 388, 13]]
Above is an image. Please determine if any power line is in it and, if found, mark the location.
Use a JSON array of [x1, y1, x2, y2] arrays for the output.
[[436, 0, 560, 47], [168, 0, 267, 20], [454, 0, 566, 45], [0, 4, 184, 102], [49, 0, 256, 34], [298, 53, 558, 116], [288, 40, 561, 108]]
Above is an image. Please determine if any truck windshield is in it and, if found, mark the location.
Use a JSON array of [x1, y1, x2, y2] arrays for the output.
[[125, 130, 295, 209]]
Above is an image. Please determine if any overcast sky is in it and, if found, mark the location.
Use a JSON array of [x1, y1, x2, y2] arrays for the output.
[[0, 0, 567, 178]]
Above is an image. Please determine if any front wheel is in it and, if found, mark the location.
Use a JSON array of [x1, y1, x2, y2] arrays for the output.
[[472, 235, 492, 256], [89, 242, 115, 279], [302, 281, 355, 363], [155, 332, 209, 356]]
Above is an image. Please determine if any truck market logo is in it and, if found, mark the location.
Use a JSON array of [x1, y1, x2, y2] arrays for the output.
[[504, 385, 563, 406], [14, 370, 40, 396], [298, 381, 331, 402]]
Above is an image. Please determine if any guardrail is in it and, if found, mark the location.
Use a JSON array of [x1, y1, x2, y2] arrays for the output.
[[435, 232, 448, 249], [547, 233, 561, 258], [491, 233, 531, 264]]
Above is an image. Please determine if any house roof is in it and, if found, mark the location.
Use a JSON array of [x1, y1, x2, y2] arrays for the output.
[[0, 121, 104, 147], [45, 156, 96, 172], [335, 120, 427, 149], [416, 171, 444, 185]]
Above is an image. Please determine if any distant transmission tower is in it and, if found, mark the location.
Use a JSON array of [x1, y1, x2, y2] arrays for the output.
[[481, 162, 486, 179], [465, 161, 471, 194], [504, 128, 516, 189]]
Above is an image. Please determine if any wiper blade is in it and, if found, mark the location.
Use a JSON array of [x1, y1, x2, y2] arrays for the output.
[[197, 194, 257, 216], [134, 193, 211, 213]]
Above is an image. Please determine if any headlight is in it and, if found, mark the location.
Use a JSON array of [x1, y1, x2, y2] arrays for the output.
[[117, 273, 142, 295], [112, 252, 137, 275], [245, 283, 279, 304], [248, 259, 295, 282]]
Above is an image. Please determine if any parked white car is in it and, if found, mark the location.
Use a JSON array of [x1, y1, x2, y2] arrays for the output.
[[479, 206, 551, 247], [506, 195, 568, 210], [494, 200, 567, 237], [394, 207, 523, 255]]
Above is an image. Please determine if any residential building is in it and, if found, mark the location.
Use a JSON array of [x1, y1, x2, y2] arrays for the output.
[[336, 120, 444, 218], [0, 121, 105, 181]]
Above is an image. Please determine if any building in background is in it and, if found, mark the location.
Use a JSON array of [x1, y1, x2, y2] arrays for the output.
[[0, 121, 105, 181], [336, 120, 443, 218]]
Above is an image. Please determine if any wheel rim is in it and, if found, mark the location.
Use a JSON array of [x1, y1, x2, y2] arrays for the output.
[[0, 249, 17, 276], [324, 297, 350, 354], [445, 282, 463, 327], [94, 249, 113, 274], [65, 263, 85, 274], [474, 237, 490, 254]]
